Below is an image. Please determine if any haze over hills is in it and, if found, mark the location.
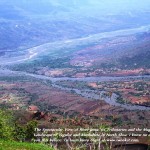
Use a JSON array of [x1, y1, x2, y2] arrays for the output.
[[0, 0, 150, 54], [0, 0, 150, 73]]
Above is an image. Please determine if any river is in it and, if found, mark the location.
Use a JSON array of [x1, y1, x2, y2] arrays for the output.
[[0, 69, 150, 111], [0, 24, 150, 65]]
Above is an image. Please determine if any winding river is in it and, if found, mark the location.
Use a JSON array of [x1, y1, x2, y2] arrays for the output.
[[1, 24, 150, 65], [0, 69, 150, 111]]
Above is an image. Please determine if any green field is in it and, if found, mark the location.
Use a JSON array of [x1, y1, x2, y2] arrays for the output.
[[0, 140, 54, 150]]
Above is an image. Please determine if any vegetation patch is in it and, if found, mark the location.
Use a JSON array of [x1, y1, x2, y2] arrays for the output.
[[0, 140, 53, 150]]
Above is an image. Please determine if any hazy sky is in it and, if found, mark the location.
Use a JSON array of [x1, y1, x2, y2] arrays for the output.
[[2, 0, 150, 9], [1, 0, 150, 16], [79, 0, 150, 14]]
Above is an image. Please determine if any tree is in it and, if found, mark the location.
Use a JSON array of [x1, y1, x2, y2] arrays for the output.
[[25, 120, 38, 140], [14, 120, 38, 141], [13, 123, 26, 142], [0, 109, 14, 140]]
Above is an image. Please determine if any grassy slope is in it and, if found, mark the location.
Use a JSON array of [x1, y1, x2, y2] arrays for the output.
[[0, 140, 54, 150]]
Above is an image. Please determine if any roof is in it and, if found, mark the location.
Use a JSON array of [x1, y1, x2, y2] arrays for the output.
[[28, 105, 39, 111]]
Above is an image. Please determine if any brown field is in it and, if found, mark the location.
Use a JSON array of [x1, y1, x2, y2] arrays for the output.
[[0, 79, 150, 129], [0, 77, 150, 148], [0, 81, 110, 115]]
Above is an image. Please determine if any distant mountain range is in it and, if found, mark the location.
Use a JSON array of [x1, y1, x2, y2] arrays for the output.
[[0, 0, 150, 70]]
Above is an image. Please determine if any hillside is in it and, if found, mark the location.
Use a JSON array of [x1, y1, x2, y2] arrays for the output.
[[9, 31, 150, 77], [0, 0, 150, 60]]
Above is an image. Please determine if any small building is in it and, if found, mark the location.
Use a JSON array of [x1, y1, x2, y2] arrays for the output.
[[28, 105, 39, 113]]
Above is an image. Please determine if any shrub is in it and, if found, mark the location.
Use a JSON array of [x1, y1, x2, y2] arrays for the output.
[[0, 109, 14, 140], [25, 120, 38, 140]]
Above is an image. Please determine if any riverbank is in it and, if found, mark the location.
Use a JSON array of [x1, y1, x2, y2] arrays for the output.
[[0, 69, 149, 111]]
